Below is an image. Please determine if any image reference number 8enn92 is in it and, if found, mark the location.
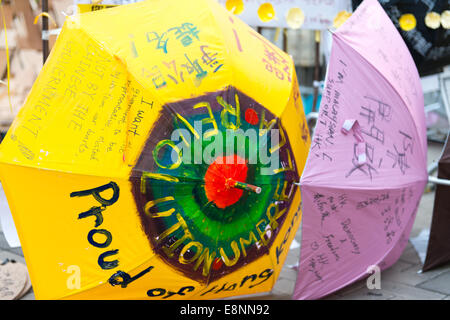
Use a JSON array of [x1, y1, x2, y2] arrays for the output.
[[179, 304, 270, 317]]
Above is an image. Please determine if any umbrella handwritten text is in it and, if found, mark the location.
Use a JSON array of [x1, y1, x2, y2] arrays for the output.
[[70, 182, 153, 288]]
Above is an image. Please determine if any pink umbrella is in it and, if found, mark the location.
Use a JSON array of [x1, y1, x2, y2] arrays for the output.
[[293, 0, 427, 300]]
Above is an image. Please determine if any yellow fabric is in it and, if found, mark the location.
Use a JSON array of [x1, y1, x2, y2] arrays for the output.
[[0, 0, 309, 299]]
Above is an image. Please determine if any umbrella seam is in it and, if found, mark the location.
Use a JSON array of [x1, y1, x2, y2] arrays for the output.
[[300, 176, 428, 190]]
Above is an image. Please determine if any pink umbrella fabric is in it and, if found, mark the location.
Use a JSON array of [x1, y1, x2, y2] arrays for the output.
[[293, 0, 427, 300]]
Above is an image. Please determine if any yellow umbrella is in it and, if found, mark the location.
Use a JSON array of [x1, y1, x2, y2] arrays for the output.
[[0, 0, 310, 299]]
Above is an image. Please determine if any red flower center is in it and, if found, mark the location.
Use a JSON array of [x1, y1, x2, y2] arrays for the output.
[[204, 155, 248, 209]]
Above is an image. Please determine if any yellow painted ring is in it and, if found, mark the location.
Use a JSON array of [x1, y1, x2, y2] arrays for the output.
[[399, 13, 417, 31], [286, 7, 305, 29], [258, 3, 276, 23], [333, 10, 351, 29], [425, 12, 441, 29], [441, 10, 450, 29], [225, 0, 244, 15]]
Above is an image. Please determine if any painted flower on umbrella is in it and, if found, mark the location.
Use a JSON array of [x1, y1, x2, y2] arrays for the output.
[[130, 87, 299, 282]]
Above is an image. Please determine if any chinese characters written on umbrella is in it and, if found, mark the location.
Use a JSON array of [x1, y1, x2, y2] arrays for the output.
[[310, 57, 416, 180], [133, 22, 224, 89]]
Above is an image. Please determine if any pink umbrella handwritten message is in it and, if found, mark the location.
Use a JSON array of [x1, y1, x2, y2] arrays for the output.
[[293, 0, 427, 300]]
